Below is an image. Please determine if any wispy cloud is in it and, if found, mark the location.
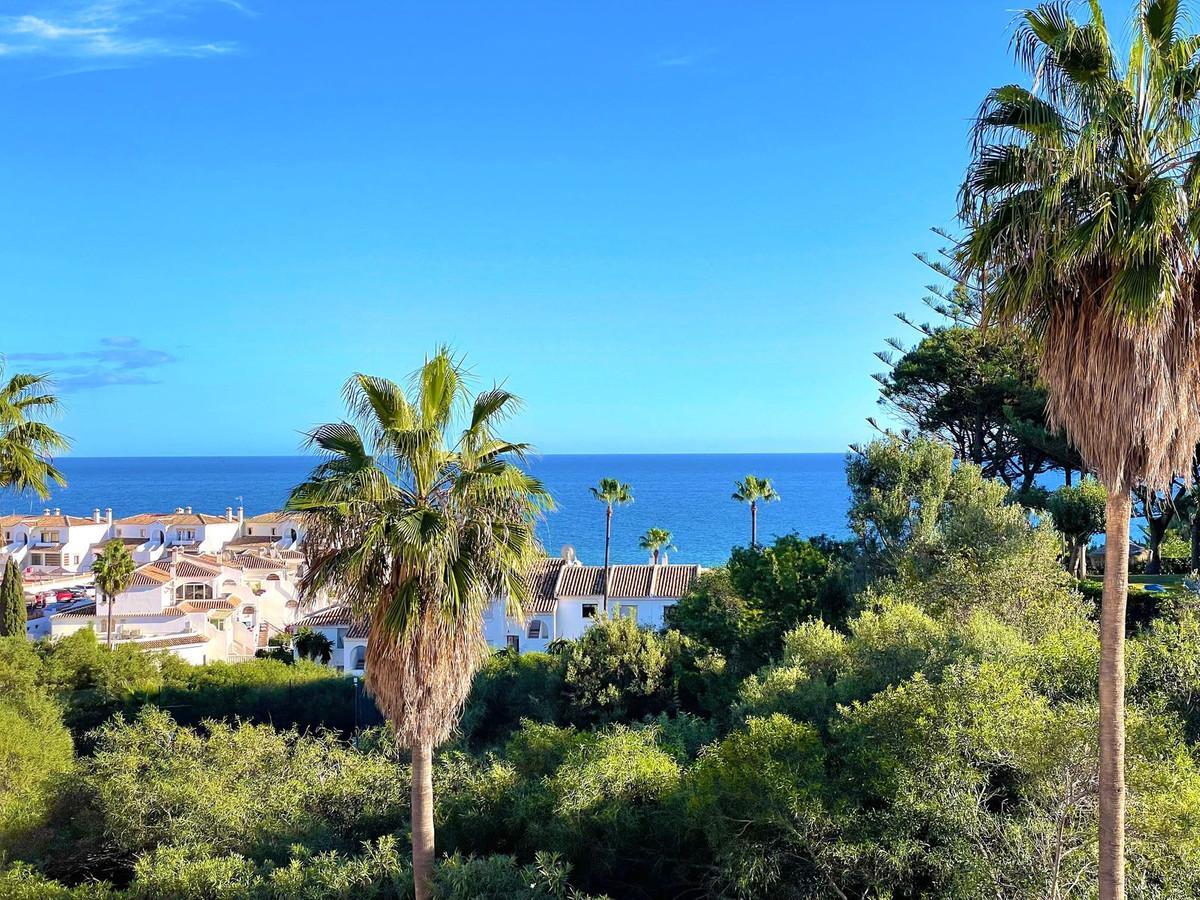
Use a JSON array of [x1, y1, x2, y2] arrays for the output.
[[0, 1, 248, 64], [653, 49, 714, 70], [8, 336, 177, 392]]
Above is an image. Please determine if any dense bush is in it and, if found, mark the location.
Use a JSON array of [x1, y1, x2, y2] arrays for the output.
[[13, 630, 358, 741], [7, 440, 1200, 898]]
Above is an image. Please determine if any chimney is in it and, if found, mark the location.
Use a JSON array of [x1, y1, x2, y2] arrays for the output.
[[225, 506, 233, 523], [42, 509, 50, 516], [53, 507, 60, 516], [105, 508, 112, 525], [175, 507, 184, 515], [93, 508, 101, 524], [237, 506, 244, 525], [185, 506, 192, 515], [661, 553, 668, 566]]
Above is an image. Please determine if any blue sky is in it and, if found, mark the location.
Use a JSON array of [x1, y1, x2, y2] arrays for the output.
[[0, 1, 1059, 456]]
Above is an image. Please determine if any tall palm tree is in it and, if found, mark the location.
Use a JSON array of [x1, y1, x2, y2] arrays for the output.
[[960, 4, 1200, 896], [287, 350, 550, 900], [732, 475, 779, 548], [638, 527, 676, 565], [0, 363, 68, 499], [91, 541, 136, 650], [590, 478, 633, 612]]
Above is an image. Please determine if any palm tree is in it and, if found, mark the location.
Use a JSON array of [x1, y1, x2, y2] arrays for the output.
[[732, 475, 779, 548], [638, 527, 676, 565], [960, 5, 1200, 896], [590, 478, 633, 612], [91, 541, 136, 650], [293, 627, 334, 664], [0, 363, 68, 499], [287, 350, 550, 900]]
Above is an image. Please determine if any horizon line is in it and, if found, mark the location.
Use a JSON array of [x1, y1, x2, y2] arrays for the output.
[[52, 449, 854, 460]]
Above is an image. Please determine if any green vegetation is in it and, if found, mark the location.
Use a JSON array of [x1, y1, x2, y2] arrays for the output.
[[958, 3, 1200, 893], [0, 363, 69, 498], [286, 350, 552, 900], [731, 474, 779, 548], [90, 541, 136, 650], [590, 478, 634, 611], [3, 439, 1200, 898], [1, 558, 26, 638], [1047, 480, 1107, 579], [636, 527, 674, 565]]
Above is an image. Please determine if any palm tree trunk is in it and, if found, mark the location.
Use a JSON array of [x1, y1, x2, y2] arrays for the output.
[[106, 590, 113, 650], [1192, 513, 1200, 572], [602, 505, 612, 614], [411, 741, 435, 900], [1099, 488, 1130, 900], [750, 501, 758, 548]]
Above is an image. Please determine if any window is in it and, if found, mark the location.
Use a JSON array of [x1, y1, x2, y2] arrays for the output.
[[506, 635, 521, 651], [620, 606, 638, 623], [72, 556, 79, 565], [175, 583, 213, 601], [4, 531, 10, 543], [581, 603, 598, 619], [247, 527, 253, 535], [527, 619, 547, 640], [40, 531, 60, 543], [176, 529, 196, 542], [30, 554, 42, 566]]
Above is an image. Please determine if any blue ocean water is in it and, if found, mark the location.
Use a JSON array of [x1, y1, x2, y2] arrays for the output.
[[1, 453, 853, 567]]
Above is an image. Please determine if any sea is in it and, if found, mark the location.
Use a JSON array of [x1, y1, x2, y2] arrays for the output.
[[0, 454, 853, 568]]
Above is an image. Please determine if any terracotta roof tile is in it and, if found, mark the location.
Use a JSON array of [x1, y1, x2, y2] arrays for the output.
[[347, 619, 371, 640], [133, 634, 208, 651], [297, 604, 353, 628], [236, 555, 285, 570], [245, 511, 290, 524], [175, 599, 236, 613], [523, 557, 565, 613], [116, 512, 233, 527], [607, 565, 654, 598], [651, 564, 701, 598], [556, 565, 605, 597], [23, 514, 96, 527], [130, 565, 173, 587]]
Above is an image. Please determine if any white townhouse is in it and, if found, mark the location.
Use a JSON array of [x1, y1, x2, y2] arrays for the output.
[[483, 557, 701, 653], [48, 548, 307, 662], [229, 511, 305, 553], [293, 553, 703, 674], [290, 604, 368, 675], [113, 508, 243, 563], [2, 508, 115, 577]]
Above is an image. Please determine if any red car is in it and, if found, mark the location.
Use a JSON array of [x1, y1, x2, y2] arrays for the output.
[[55, 590, 75, 602]]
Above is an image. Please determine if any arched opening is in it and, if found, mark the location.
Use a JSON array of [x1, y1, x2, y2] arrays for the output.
[[266, 574, 281, 583], [350, 645, 366, 670], [175, 583, 213, 601]]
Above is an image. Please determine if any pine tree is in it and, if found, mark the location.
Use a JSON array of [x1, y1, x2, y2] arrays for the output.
[[0, 558, 26, 637]]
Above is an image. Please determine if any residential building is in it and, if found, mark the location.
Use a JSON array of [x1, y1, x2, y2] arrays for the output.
[[294, 552, 703, 674], [49, 548, 306, 662], [2, 508, 114, 577], [113, 507, 243, 563]]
